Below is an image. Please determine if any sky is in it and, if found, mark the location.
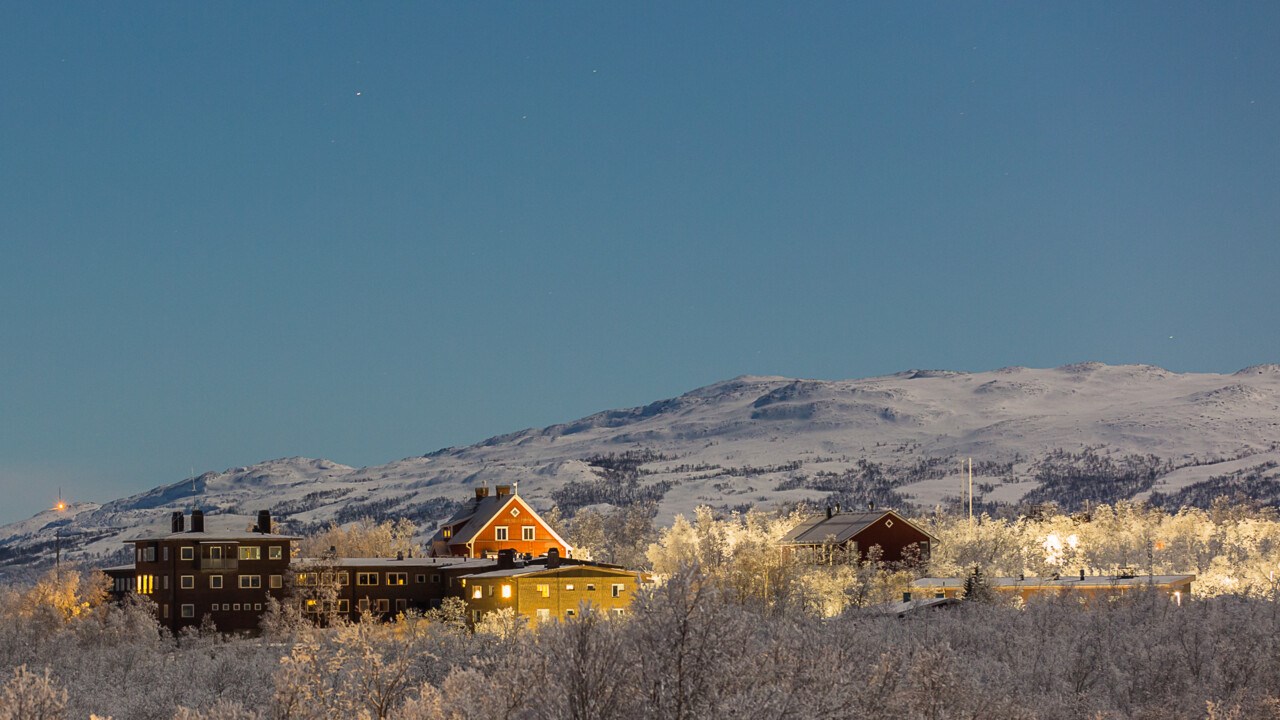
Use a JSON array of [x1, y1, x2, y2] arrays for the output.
[[2, 2, 1278, 524]]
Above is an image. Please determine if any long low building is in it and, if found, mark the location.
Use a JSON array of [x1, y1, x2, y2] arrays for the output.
[[104, 503, 648, 633], [910, 572, 1196, 604]]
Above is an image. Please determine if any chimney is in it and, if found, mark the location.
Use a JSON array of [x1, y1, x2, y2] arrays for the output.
[[825, 505, 833, 519], [547, 547, 561, 569], [867, 501, 875, 512], [495, 484, 512, 497], [256, 509, 271, 534], [1080, 568, 1085, 581], [190, 509, 204, 533], [474, 486, 489, 500], [834, 503, 841, 514], [396, 551, 404, 561], [498, 548, 516, 569], [171, 511, 185, 533]]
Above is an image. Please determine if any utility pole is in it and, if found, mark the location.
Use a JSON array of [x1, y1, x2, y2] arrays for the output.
[[968, 457, 974, 523]]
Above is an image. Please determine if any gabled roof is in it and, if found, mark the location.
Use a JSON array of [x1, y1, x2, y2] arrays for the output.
[[428, 491, 571, 552], [459, 564, 641, 581], [779, 509, 935, 545]]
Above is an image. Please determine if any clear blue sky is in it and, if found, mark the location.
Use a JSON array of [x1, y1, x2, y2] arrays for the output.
[[3, 2, 1278, 523]]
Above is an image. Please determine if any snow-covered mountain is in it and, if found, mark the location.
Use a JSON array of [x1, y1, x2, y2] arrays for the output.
[[5, 362, 1280, 574]]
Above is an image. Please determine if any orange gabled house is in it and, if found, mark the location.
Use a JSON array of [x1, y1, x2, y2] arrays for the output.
[[429, 484, 572, 559]]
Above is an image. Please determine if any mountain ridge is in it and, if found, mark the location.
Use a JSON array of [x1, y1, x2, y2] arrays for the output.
[[5, 362, 1280, 574]]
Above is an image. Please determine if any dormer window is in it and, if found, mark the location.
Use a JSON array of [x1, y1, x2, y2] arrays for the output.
[[443, 528, 452, 539]]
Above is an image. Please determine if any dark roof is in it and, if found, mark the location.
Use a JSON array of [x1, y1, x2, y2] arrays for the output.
[[911, 574, 1196, 590], [293, 556, 476, 569], [779, 510, 932, 545]]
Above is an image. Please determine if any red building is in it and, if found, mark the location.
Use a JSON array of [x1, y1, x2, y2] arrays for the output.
[[429, 485, 572, 559], [779, 508, 934, 564]]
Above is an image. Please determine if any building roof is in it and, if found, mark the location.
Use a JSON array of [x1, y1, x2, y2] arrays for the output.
[[128, 529, 301, 543], [429, 490, 571, 551], [880, 596, 963, 616], [911, 574, 1196, 590], [292, 556, 477, 568], [458, 563, 641, 581], [779, 509, 934, 545]]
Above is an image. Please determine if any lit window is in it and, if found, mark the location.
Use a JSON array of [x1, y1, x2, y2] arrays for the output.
[[386, 572, 407, 586], [297, 573, 317, 586], [536, 608, 550, 621], [180, 575, 194, 589], [238, 546, 261, 560], [209, 575, 223, 590], [472, 587, 483, 599], [565, 584, 575, 591], [269, 575, 282, 589], [501, 585, 512, 599], [442, 528, 452, 539], [239, 575, 262, 589], [357, 572, 378, 586], [612, 608, 626, 616], [612, 584, 624, 598], [269, 546, 283, 560], [495, 526, 508, 541], [305, 599, 318, 613], [180, 547, 194, 561], [536, 584, 550, 598]]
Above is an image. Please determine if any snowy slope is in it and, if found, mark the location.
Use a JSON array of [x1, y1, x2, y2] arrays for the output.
[[4, 363, 1279, 573]]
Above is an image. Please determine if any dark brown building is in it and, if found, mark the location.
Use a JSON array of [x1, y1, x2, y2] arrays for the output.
[[779, 508, 935, 564], [121, 509, 297, 633]]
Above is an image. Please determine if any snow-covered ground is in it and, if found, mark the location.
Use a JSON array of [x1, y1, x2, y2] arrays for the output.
[[4, 362, 1279, 572]]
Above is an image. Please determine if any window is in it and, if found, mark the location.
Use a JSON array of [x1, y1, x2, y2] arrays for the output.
[[269, 575, 282, 589], [239, 546, 261, 560], [338, 599, 350, 613], [239, 575, 262, 589], [304, 599, 318, 613], [141, 546, 156, 562], [211, 604, 218, 612], [472, 587, 483, 600], [500, 585, 512, 599], [522, 526, 535, 541], [416, 574, 426, 584], [233, 604, 241, 611], [162, 576, 169, 590], [209, 546, 223, 560], [358, 599, 370, 612], [566, 609, 576, 618], [536, 584, 550, 598], [181, 605, 194, 618], [254, 603, 262, 611], [565, 584, 575, 591], [495, 526, 508, 541], [209, 575, 223, 590], [222, 604, 230, 611], [163, 604, 169, 619], [431, 574, 441, 584], [396, 599, 408, 612], [612, 584, 624, 598], [536, 608, 550, 621], [163, 547, 169, 561], [586, 584, 596, 592], [442, 528, 452, 539], [180, 575, 194, 589], [376, 599, 389, 612], [269, 545, 283, 560], [297, 573, 317, 586], [612, 608, 626, 616], [356, 572, 378, 586], [180, 546, 194, 561], [337, 572, 350, 586], [386, 572, 407, 586]]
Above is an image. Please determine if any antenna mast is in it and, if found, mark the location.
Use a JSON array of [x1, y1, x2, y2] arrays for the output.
[[968, 457, 973, 523]]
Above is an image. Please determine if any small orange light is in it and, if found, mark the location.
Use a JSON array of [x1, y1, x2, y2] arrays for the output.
[[55, 501, 67, 512]]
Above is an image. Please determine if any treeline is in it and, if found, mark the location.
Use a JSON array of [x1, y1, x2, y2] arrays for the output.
[[5, 565, 1280, 719]]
